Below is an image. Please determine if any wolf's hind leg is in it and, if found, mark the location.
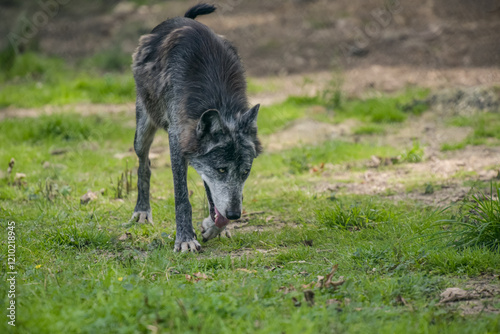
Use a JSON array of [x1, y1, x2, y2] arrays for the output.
[[131, 102, 157, 225]]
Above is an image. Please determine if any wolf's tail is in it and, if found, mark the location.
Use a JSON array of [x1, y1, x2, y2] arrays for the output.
[[184, 3, 216, 19]]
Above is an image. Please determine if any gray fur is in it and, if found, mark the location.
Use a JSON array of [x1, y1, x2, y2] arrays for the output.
[[130, 4, 261, 252]]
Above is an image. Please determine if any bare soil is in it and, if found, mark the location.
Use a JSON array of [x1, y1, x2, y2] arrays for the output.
[[1, 0, 499, 76]]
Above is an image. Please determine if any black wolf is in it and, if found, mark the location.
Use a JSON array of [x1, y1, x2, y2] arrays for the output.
[[130, 4, 261, 252]]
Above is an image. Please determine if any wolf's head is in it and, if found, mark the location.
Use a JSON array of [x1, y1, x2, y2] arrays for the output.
[[188, 104, 261, 228]]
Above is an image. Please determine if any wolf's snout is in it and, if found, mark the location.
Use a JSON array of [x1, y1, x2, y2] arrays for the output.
[[226, 211, 241, 220]]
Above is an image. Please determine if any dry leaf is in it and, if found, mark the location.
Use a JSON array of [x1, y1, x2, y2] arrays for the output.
[[439, 287, 476, 304], [15, 173, 26, 180], [326, 299, 341, 306], [324, 265, 345, 289], [50, 148, 68, 155], [278, 285, 295, 294], [314, 275, 325, 288], [304, 290, 315, 306], [193, 272, 210, 279], [118, 232, 132, 241], [302, 282, 314, 289], [80, 190, 99, 204], [185, 274, 192, 280]]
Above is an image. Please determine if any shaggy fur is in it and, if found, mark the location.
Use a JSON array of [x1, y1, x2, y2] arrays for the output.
[[130, 4, 261, 252]]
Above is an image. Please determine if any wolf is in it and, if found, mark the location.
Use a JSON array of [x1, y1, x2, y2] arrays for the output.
[[130, 4, 262, 252]]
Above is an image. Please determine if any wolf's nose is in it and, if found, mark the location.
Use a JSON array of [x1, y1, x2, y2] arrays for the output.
[[226, 211, 241, 220]]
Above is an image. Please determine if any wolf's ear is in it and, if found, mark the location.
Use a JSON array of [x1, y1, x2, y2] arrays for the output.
[[197, 109, 224, 137], [240, 104, 260, 130]]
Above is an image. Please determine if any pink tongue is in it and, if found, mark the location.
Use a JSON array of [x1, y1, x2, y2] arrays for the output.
[[214, 206, 230, 228]]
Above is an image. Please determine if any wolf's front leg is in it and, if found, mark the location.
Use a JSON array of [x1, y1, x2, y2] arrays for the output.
[[169, 133, 201, 252]]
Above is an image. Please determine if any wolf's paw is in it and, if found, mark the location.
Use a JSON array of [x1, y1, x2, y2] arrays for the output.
[[125, 210, 153, 227], [174, 238, 202, 253], [201, 217, 231, 242]]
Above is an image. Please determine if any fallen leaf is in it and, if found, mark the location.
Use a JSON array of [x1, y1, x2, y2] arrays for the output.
[[302, 282, 314, 289], [265, 265, 283, 272], [326, 299, 341, 306], [80, 190, 99, 204], [324, 264, 345, 289], [278, 285, 295, 294], [304, 290, 315, 306], [15, 173, 26, 180], [118, 232, 132, 241], [185, 274, 192, 280], [315, 275, 325, 288], [50, 148, 68, 155], [439, 287, 477, 304], [193, 272, 210, 279]]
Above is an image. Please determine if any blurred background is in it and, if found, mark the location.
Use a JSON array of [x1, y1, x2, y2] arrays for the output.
[[1, 0, 499, 106], [1, 3, 500, 330]]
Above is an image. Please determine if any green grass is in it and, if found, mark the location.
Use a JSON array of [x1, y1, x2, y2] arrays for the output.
[[353, 124, 387, 135], [0, 53, 499, 332], [1, 110, 499, 333], [333, 88, 430, 124], [442, 113, 500, 150], [432, 185, 500, 251], [399, 141, 425, 163]]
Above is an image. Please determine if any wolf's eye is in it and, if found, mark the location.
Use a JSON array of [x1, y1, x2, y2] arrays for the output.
[[217, 168, 227, 174], [243, 169, 249, 175]]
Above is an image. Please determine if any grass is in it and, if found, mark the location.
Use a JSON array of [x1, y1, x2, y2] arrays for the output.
[[1, 53, 499, 333], [399, 141, 425, 163], [353, 124, 387, 135], [441, 113, 500, 151], [1, 109, 499, 333], [432, 184, 500, 251]]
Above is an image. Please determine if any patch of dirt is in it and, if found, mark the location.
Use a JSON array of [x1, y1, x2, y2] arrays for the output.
[[439, 275, 500, 315], [249, 66, 500, 106], [3, 0, 499, 76], [315, 145, 500, 205], [0, 103, 134, 121], [264, 118, 356, 152]]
